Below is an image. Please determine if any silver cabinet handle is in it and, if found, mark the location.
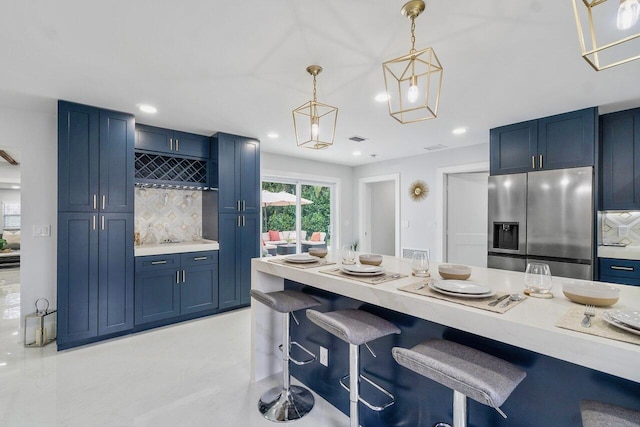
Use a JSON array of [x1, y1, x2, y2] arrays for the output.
[[151, 260, 167, 265], [176, 270, 180, 283], [182, 270, 186, 283], [101, 215, 105, 231], [93, 194, 97, 210], [176, 139, 179, 151], [539, 154, 543, 169], [237, 216, 241, 227], [242, 215, 245, 227], [170, 138, 173, 151], [237, 200, 241, 211], [611, 265, 634, 271], [93, 215, 96, 230], [193, 256, 208, 261], [242, 200, 246, 211], [102, 195, 106, 210], [531, 156, 535, 169]]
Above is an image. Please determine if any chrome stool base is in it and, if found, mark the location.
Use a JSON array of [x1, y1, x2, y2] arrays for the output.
[[258, 385, 315, 422]]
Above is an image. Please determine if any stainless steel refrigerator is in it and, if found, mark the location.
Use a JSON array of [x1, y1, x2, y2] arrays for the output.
[[487, 167, 593, 280]]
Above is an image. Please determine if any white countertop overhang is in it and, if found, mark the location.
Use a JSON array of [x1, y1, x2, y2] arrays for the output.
[[251, 255, 640, 383], [598, 244, 640, 260], [134, 239, 219, 256]]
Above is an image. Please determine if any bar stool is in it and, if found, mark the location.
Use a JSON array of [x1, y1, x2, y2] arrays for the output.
[[392, 339, 526, 427], [580, 400, 640, 427], [250, 289, 321, 422], [306, 308, 401, 427]]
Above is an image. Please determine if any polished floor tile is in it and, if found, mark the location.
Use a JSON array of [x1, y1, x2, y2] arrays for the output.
[[0, 269, 347, 427]]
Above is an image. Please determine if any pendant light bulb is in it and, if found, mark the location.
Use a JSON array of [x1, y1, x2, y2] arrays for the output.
[[617, 0, 640, 30], [407, 75, 419, 104], [311, 117, 319, 139]]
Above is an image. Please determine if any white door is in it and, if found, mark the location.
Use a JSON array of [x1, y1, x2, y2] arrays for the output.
[[446, 172, 488, 267], [369, 181, 395, 256]]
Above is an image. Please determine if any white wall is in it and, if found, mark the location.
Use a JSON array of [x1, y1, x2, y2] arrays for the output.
[[0, 101, 58, 327], [0, 189, 20, 204], [353, 143, 489, 262], [370, 180, 395, 255], [261, 152, 354, 248]]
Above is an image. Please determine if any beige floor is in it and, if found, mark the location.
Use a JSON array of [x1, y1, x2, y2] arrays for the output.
[[0, 268, 347, 427]]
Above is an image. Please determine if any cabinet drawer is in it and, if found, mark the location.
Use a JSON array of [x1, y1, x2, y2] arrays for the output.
[[599, 258, 640, 279], [180, 251, 218, 268], [600, 274, 640, 286], [135, 254, 181, 273]]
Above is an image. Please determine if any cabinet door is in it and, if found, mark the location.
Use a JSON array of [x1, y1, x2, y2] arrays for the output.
[[239, 215, 260, 305], [239, 138, 260, 214], [173, 131, 210, 159], [58, 101, 100, 212], [218, 214, 240, 308], [538, 107, 596, 170], [98, 213, 134, 335], [135, 268, 180, 325], [135, 124, 173, 154], [601, 108, 640, 210], [57, 213, 99, 346], [181, 263, 219, 314], [490, 120, 537, 175], [100, 110, 135, 213], [217, 134, 240, 213]]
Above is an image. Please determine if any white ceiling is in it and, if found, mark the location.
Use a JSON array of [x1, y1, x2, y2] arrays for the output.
[[2, 0, 640, 166]]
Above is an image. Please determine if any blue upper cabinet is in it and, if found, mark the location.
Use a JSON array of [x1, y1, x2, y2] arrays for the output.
[[58, 101, 134, 213], [135, 124, 210, 159], [490, 107, 597, 175], [601, 107, 640, 210], [216, 132, 260, 215]]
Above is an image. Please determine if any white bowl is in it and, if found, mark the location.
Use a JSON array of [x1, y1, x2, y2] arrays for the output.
[[308, 247, 328, 258], [359, 254, 383, 266], [438, 264, 471, 280], [562, 281, 620, 306]]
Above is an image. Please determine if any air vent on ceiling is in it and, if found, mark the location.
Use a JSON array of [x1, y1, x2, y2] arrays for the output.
[[348, 135, 368, 142], [424, 144, 447, 151]]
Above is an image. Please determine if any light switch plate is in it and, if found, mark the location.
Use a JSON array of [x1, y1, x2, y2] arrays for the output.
[[33, 224, 51, 237]]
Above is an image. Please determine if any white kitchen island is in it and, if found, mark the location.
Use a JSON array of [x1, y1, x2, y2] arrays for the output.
[[251, 254, 640, 426]]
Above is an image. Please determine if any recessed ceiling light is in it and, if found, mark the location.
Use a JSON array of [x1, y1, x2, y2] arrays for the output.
[[353, 151, 362, 156], [138, 104, 157, 114], [267, 132, 279, 139], [452, 127, 467, 135], [375, 93, 390, 102]]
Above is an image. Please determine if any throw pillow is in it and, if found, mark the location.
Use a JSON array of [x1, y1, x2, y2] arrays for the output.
[[268, 230, 280, 241], [310, 232, 321, 242]]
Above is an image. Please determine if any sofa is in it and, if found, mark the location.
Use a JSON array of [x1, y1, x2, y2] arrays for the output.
[[0, 229, 20, 268], [262, 230, 308, 245], [301, 232, 327, 251]]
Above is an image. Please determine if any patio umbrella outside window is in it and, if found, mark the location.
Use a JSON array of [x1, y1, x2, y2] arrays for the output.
[[261, 190, 313, 232]]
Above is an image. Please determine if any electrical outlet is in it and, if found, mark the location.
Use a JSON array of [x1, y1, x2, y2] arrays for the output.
[[618, 225, 629, 237], [319, 346, 328, 367]]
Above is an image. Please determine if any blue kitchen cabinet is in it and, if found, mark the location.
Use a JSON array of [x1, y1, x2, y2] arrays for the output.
[[490, 107, 596, 175], [134, 251, 219, 325], [216, 132, 260, 215], [599, 258, 640, 286], [57, 212, 134, 348], [601, 107, 640, 210], [218, 214, 259, 309], [57, 100, 135, 349], [135, 124, 210, 159]]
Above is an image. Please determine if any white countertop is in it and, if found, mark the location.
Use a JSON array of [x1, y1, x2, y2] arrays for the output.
[[134, 239, 219, 256], [251, 254, 640, 383], [598, 244, 640, 261]]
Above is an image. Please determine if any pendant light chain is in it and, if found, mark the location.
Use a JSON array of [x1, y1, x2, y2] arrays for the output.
[[312, 74, 318, 103], [410, 16, 416, 54]]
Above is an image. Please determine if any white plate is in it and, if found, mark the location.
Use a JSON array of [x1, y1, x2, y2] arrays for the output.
[[342, 264, 384, 274], [340, 267, 386, 277], [608, 310, 640, 330], [432, 280, 491, 295], [428, 282, 496, 299], [602, 311, 640, 336], [284, 254, 319, 264]]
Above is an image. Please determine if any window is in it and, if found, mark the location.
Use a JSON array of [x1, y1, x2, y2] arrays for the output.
[[3, 202, 20, 230]]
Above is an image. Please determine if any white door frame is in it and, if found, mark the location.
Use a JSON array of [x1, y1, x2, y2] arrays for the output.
[[436, 162, 489, 262], [358, 174, 400, 256]]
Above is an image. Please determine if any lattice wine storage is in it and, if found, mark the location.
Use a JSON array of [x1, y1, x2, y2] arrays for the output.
[[135, 152, 208, 186]]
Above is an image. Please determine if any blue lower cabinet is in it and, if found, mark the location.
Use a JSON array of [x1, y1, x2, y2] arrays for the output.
[[134, 251, 219, 326], [599, 258, 640, 286]]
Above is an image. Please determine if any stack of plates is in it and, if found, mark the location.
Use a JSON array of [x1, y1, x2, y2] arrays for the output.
[[602, 310, 640, 336], [340, 264, 385, 276], [428, 280, 495, 299], [284, 254, 319, 264]]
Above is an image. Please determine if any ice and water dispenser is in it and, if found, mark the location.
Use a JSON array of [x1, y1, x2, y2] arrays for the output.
[[492, 222, 519, 250]]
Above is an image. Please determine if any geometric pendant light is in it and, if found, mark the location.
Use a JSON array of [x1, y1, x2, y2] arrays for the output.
[[382, 0, 443, 124], [292, 65, 339, 149], [572, 0, 640, 71]]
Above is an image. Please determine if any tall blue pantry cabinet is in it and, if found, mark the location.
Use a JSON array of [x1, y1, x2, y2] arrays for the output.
[[57, 101, 135, 350], [215, 133, 260, 309]]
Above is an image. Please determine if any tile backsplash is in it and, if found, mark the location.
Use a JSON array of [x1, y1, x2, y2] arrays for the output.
[[601, 211, 640, 245], [135, 187, 203, 244]]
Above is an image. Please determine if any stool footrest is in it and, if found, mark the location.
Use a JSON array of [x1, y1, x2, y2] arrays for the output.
[[279, 341, 317, 366], [339, 373, 395, 411]]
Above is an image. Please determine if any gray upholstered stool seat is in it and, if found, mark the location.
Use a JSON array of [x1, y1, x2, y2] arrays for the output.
[[581, 400, 640, 427], [393, 339, 526, 427], [306, 308, 400, 427], [250, 289, 321, 422]]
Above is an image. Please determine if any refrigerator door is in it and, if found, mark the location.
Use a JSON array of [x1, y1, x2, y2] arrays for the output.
[[488, 173, 527, 254], [488, 254, 527, 272], [527, 167, 593, 261], [527, 257, 592, 281]]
